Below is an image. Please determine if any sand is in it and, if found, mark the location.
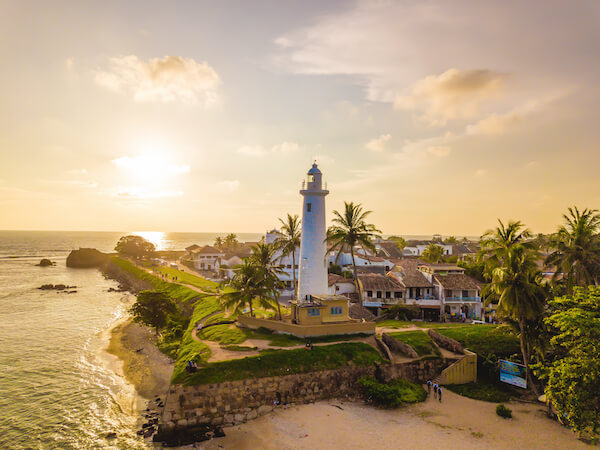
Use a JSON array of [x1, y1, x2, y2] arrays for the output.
[[205, 390, 585, 450], [106, 319, 174, 400]]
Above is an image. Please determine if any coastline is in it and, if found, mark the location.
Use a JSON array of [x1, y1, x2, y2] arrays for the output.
[[105, 318, 175, 401]]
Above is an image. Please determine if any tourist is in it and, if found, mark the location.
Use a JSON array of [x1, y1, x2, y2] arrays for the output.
[[427, 380, 432, 395], [433, 383, 439, 399], [438, 387, 443, 403]]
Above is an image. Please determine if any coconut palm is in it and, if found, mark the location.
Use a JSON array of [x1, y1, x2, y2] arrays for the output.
[[422, 243, 445, 263], [327, 201, 381, 302], [274, 214, 301, 300], [480, 220, 535, 278], [489, 244, 546, 395], [220, 260, 265, 317], [250, 243, 287, 319], [545, 207, 600, 294]]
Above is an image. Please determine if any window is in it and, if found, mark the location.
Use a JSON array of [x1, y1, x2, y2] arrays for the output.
[[330, 306, 343, 315], [394, 291, 402, 298], [376, 291, 382, 298], [308, 308, 320, 317], [385, 291, 391, 298], [286, 264, 292, 269], [367, 290, 373, 298], [462, 290, 469, 298], [307, 203, 312, 212], [308, 174, 314, 182]]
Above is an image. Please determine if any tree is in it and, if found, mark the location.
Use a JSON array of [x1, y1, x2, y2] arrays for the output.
[[130, 290, 180, 335], [115, 235, 156, 260], [535, 287, 600, 437], [327, 201, 381, 302], [489, 244, 546, 395], [274, 213, 301, 301], [388, 235, 407, 249], [214, 236, 224, 250], [444, 236, 458, 245], [220, 259, 273, 317], [250, 242, 286, 319], [545, 207, 600, 294], [224, 233, 239, 251], [421, 243, 445, 263]]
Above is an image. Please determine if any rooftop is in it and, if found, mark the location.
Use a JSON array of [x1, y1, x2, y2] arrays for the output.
[[358, 273, 404, 291], [434, 273, 481, 290]]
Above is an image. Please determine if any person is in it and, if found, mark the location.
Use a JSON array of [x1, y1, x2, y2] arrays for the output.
[[305, 341, 313, 351], [427, 380, 432, 395], [438, 386, 443, 403], [433, 383, 439, 399]]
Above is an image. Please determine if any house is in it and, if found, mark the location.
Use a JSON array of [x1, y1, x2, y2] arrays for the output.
[[375, 241, 405, 259], [265, 228, 300, 298], [327, 273, 356, 296], [189, 245, 224, 271], [290, 294, 350, 325], [358, 273, 405, 314], [403, 243, 454, 257], [184, 244, 201, 258], [433, 273, 482, 320]]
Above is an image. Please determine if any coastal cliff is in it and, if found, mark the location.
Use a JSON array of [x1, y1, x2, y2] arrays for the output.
[[66, 248, 109, 268]]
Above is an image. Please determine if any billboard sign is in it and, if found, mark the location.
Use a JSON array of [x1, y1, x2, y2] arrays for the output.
[[499, 359, 527, 389]]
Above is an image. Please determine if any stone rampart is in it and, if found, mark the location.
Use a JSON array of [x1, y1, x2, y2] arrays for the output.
[[427, 329, 464, 354], [382, 333, 419, 358]]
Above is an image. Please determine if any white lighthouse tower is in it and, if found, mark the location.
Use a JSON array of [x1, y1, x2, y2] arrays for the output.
[[297, 163, 329, 302]]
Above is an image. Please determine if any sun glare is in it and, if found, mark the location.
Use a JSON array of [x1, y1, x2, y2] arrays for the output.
[[132, 230, 166, 250]]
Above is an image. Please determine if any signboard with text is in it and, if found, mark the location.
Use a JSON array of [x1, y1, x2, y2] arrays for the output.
[[499, 359, 527, 389]]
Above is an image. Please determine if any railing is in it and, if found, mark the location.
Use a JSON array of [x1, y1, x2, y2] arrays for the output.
[[444, 296, 480, 302]]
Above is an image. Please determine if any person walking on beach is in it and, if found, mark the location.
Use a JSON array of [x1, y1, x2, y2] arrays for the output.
[[427, 380, 432, 395], [438, 387, 443, 403], [433, 383, 439, 399]]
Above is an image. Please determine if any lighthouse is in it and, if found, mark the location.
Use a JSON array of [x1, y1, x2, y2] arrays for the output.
[[297, 163, 329, 302]]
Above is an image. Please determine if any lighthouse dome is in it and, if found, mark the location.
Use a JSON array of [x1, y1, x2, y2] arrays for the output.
[[307, 163, 321, 175]]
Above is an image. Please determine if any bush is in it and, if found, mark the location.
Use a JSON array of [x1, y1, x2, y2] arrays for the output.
[[358, 376, 427, 408], [388, 331, 441, 357], [496, 404, 512, 418], [447, 381, 512, 403]]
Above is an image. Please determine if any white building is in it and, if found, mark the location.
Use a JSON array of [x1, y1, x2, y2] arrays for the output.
[[297, 163, 329, 302], [403, 244, 453, 256], [265, 229, 300, 298]]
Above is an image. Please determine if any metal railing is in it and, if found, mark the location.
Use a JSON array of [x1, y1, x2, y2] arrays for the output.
[[444, 296, 481, 302]]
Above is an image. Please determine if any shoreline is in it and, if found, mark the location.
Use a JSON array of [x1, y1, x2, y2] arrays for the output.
[[105, 318, 175, 401]]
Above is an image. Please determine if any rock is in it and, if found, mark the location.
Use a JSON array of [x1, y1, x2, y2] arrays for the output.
[[38, 284, 76, 291], [257, 405, 273, 416], [37, 259, 55, 267], [214, 427, 226, 438], [66, 248, 109, 268], [234, 413, 246, 424], [247, 409, 258, 420], [224, 414, 234, 424], [105, 432, 117, 439]]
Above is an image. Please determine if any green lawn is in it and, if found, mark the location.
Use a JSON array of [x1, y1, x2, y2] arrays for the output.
[[388, 330, 441, 357], [176, 342, 383, 385], [446, 381, 512, 403], [435, 325, 520, 357], [155, 265, 218, 291], [377, 320, 479, 330]]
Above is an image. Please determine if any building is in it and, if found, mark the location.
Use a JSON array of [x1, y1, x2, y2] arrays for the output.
[[290, 294, 350, 325], [359, 273, 404, 314], [297, 163, 329, 301], [327, 273, 355, 296], [188, 245, 224, 271], [265, 229, 299, 298]]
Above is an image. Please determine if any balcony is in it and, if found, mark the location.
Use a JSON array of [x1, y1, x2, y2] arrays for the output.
[[444, 296, 481, 303]]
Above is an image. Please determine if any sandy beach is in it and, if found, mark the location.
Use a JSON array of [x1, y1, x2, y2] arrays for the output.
[[106, 319, 174, 400], [206, 390, 586, 450]]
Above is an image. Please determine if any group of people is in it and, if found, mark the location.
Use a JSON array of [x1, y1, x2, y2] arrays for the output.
[[185, 360, 198, 373], [426, 380, 443, 402]]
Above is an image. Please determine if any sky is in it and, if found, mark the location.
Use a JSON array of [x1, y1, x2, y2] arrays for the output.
[[1, 0, 599, 236]]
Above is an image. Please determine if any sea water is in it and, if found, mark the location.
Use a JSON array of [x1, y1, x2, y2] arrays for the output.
[[0, 230, 261, 449]]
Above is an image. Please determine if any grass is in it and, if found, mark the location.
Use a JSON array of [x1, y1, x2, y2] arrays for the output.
[[155, 265, 218, 291], [435, 325, 520, 357], [221, 345, 258, 352], [377, 320, 480, 330], [358, 376, 427, 408], [388, 330, 441, 357], [176, 342, 383, 385], [446, 381, 512, 403]]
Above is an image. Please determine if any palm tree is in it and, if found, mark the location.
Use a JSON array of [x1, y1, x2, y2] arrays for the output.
[[545, 207, 600, 294], [220, 260, 266, 317], [250, 243, 287, 319], [480, 220, 535, 279], [275, 214, 301, 300], [422, 243, 445, 263], [489, 244, 546, 395], [327, 201, 381, 302], [214, 236, 224, 250]]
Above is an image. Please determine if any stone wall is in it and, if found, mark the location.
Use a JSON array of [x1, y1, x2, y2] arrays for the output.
[[382, 333, 419, 358], [159, 357, 457, 435], [427, 329, 464, 354]]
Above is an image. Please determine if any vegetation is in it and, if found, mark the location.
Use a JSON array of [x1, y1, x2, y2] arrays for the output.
[[358, 376, 427, 408], [176, 343, 382, 385], [496, 404, 513, 419], [447, 382, 512, 403], [545, 207, 600, 295], [130, 290, 182, 336], [387, 235, 407, 249], [156, 266, 218, 291], [437, 325, 520, 357], [421, 243, 445, 263], [274, 213, 301, 300], [115, 235, 156, 260], [213, 233, 240, 252], [220, 259, 272, 317], [327, 201, 381, 302], [534, 287, 600, 437], [249, 242, 286, 319], [388, 331, 440, 356]]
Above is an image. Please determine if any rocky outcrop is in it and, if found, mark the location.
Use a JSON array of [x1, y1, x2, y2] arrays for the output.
[[66, 248, 109, 268], [37, 258, 55, 267], [382, 333, 419, 358], [101, 260, 152, 294], [38, 284, 76, 290], [427, 329, 464, 354]]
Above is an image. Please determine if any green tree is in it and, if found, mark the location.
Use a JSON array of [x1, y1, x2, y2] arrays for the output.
[[388, 235, 407, 249], [250, 242, 286, 319], [327, 202, 381, 302], [421, 243, 445, 263], [130, 290, 180, 335], [489, 244, 546, 394], [221, 259, 274, 317], [214, 236, 224, 250], [115, 235, 156, 260], [545, 207, 600, 295], [223, 233, 239, 251], [535, 287, 600, 437], [444, 236, 459, 245], [274, 213, 301, 300]]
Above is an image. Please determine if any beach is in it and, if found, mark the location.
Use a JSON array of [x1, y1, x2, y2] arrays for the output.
[[106, 319, 174, 401], [206, 391, 585, 449]]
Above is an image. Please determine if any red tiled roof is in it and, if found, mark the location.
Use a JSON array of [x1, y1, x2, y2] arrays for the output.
[[328, 273, 354, 286], [434, 273, 481, 290], [358, 273, 404, 291]]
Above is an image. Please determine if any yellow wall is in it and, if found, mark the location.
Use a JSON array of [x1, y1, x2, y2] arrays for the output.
[[293, 299, 349, 325], [439, 350, 477, 385]]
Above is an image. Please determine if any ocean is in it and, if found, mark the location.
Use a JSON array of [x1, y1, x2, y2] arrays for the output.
[[0, 230, 261, 449]]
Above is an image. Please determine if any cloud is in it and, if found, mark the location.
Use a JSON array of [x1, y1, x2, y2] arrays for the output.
[[67, 168, 88, 175], [113, 187, 183, 199], [95, 55, 220, 105], [237, 142, 303, 157], [395, 69, 506, 125], [218, 180, 241, 191], [313, 154, 335, 164], [365, 134, 391, 152], [426, 146, 451, 157]]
